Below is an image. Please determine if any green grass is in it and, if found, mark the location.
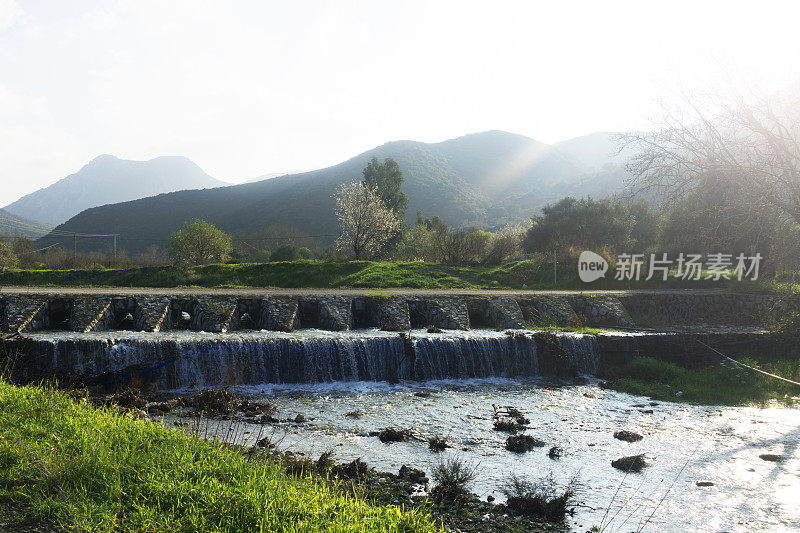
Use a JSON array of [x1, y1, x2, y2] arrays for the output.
[[610, 357, 800, 406], [0, 381, 438, 532], [0, 259, 779, 290], [531, 326, 622, 335]]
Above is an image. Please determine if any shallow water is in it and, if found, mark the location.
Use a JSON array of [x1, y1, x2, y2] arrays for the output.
[[192, 378, 800, 533], [26, 328, 799, 530]]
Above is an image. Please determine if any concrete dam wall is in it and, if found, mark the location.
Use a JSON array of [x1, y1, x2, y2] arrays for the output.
[[0, 290, 790, 388], [0, 290, 793, 334]]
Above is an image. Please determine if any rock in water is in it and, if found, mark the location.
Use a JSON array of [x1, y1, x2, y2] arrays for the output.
[[614, 430, 644, 442], [611, 454, 648, 472], [506, 435, 545, 453], [378, 428, 408, 443], [399, 465, 428, 483]]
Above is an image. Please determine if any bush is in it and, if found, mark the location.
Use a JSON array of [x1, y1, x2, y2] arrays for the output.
[[0, 240, 19, 271], [270, 244, 313, 262], [430, 456, 477, 504], [484, 223, 528, 264], [501, 474, 576, 521], [189, 389, 238, 414]]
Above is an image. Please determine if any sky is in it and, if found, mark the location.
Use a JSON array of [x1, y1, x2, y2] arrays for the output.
[[1, 0, 799, 207]]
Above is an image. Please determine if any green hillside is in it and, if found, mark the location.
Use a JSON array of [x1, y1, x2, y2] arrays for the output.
[[0, 208, 52, 238], [38, 131, 628, 254]]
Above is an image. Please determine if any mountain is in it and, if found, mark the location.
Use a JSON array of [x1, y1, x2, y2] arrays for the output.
[[0, 209, 53, 239], [554, 132, 629, 171], [246, 170, 306, 183], [38, 131, 631, 254], [5, 155, 227, 226]]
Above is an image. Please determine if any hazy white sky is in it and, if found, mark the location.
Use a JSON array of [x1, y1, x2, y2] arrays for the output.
[[1, 0, 799, 206]]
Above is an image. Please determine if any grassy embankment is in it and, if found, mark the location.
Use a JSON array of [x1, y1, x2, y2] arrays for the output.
[[609, 356, 800, 406], [0, 259, 772, 290], [0, 381, 438, 532]]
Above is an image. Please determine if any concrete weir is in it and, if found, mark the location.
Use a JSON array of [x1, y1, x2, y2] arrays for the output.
[[0, 289, 792, 334], [0, 289, 792, 387], [1, 292, 543, 334]]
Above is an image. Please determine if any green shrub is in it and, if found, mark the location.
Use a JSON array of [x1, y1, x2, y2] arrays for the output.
[[270, 244, 314, 262]]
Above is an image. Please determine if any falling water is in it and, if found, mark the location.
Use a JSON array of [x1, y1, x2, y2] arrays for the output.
[[11, 329, 602, 388]]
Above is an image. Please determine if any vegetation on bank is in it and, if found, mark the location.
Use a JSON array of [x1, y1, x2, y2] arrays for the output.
[[609, 357, 800, 406], [0, 381, 438, 532], [0, 259, 777, 290]]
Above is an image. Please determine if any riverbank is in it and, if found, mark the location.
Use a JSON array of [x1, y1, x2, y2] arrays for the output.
[[606, 356, 800, 405], [0, 381, 441, 532], [0, 260, 773, 290], [0, 382, 577, 532]]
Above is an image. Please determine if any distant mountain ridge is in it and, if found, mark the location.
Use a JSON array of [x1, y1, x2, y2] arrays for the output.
[[39, 130, 631, 254], [5, 155, 227, 226], [0, 209, 53, 239], [246, 170, 306, 183]]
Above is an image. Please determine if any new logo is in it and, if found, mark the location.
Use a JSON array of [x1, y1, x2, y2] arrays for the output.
[[578, 251, 608, 282]]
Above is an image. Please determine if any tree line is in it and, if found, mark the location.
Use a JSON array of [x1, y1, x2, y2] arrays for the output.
[[3, 86, 798, 275]]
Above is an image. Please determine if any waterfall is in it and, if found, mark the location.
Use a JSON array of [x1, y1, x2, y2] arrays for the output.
[[10, 330, 603, 388], [557, 333, 601, 375], [412, 334, 540, 380]]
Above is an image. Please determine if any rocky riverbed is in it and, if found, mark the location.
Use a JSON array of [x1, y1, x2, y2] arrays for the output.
[[85, 375, 800, 532]]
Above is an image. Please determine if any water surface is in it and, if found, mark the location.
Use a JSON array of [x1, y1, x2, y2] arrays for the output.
[[212, 378, 800, 532]]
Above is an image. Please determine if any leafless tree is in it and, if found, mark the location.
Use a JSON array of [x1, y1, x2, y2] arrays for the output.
[[623, 89, 800, 224], [334, 181, 402, 259]]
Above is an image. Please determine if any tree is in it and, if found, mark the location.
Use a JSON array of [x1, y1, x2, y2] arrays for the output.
[[168, 219, 233, 266], [0, 240, 19, 271], [624, 90, 800, 224], [11, 236, 35, 268], [658, 174, 779, 275], [362, 156, 408, 219], [523, 197, 658, 253], [334, 181, 403, 259]]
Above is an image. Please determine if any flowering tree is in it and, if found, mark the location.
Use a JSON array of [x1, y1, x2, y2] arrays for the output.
[[334, 181, 402, 259]]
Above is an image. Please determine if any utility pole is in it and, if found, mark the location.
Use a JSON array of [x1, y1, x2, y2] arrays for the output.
[[113, 235, 117, 259], [73, 233, 77, 260], [553, 248, 557, 288]]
